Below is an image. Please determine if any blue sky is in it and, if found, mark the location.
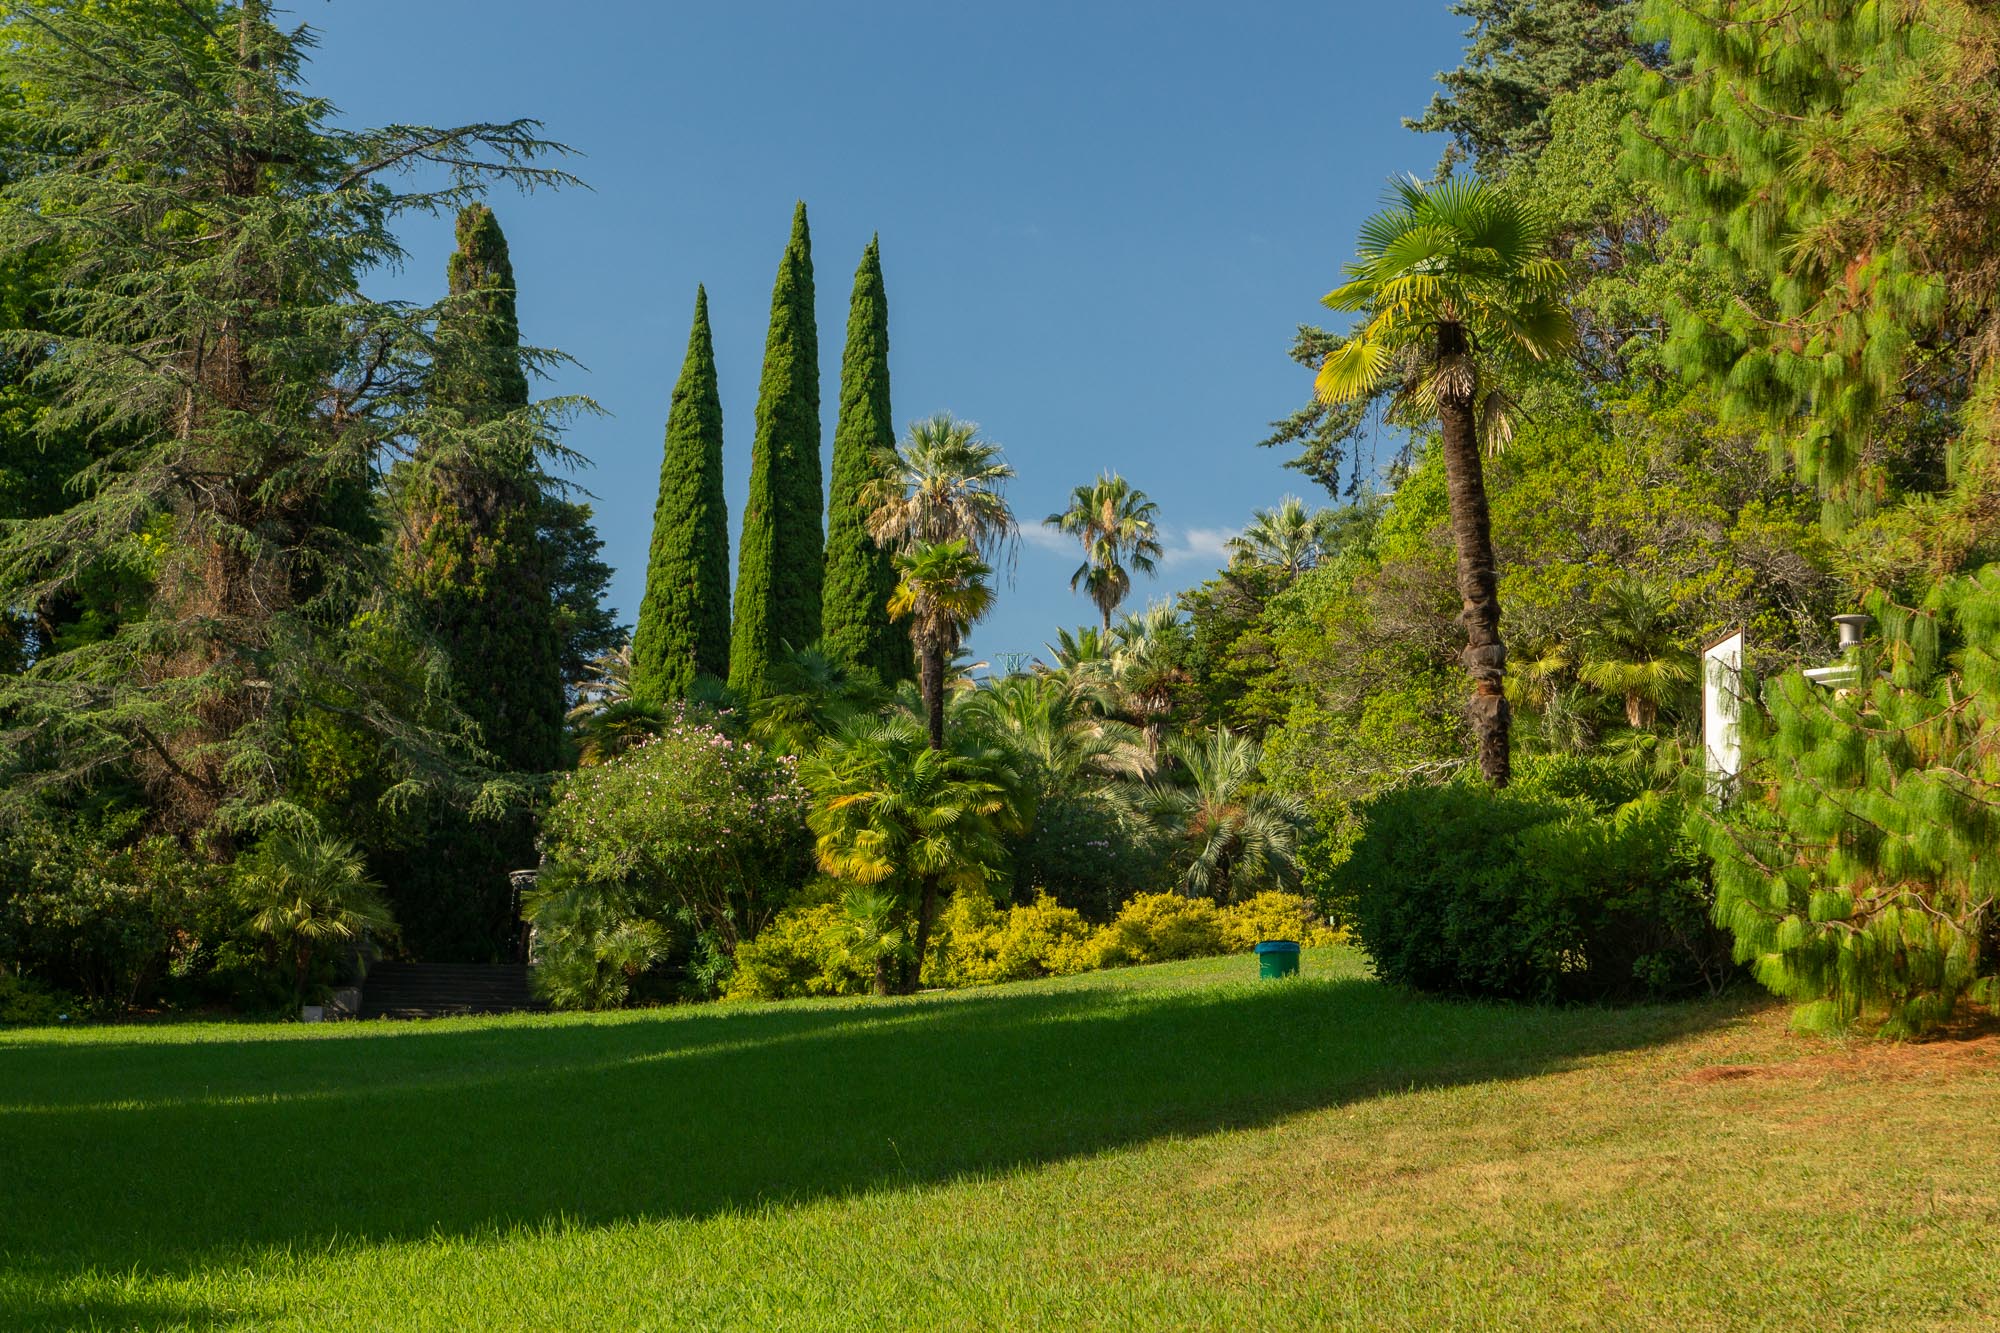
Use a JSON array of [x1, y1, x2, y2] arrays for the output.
[[304, 2, 1464, 665]]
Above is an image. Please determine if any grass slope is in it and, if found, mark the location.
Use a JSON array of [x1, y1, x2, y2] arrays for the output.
[[3, 949, 1997, 1330]]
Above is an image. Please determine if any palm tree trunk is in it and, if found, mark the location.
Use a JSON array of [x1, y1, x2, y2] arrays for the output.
[[904, 874, 940, 995], [919, 637, 946, 752], [1436, 325, 1511, 787]]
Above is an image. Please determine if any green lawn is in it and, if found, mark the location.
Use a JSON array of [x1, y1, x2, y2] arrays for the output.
[[4, 948, 1997, 1331]]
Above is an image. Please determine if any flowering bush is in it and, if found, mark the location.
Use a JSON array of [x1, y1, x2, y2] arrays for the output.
[[535, 711, 812, 1006]]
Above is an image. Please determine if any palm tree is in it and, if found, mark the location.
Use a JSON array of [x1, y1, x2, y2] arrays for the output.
[[864, 412, 1018, 566], [1227, 496, 1333, 582], [887, 539, 994, 751], [564, 639, 634, 726], [1313, 176, 1573, 787], [803, 713, 1012, 993], [574, 697, 673, 766], [236, 832, 399, 1006], [960, 672, 1152, 802], [1108, 603, 1190, 755], [1044, 471, 1164, 631], [1151, 728, 1307, 904], [749, 643, 889, 755], [1578, 577, 1696, 730]]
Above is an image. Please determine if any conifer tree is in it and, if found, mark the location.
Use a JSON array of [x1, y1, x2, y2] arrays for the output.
[[632, 286, 730, 699], [0, 3, 575, 850], [396, 203, 565, 775], [384, 203, 569, 958], [823, 237, 909, 683], [729, 203, 824, 698], [732, 202, 824, 696]]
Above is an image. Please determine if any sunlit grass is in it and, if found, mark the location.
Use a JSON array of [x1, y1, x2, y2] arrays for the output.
[[3, 949, 1997, 1330]]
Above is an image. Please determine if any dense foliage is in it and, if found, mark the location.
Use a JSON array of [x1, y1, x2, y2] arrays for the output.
[[823, 238, 909, 683], [1340, 760, 1726, 1001], [730, 202, 824, 699], [631, 286, 731, 700], [535, 708, 813, 1004]]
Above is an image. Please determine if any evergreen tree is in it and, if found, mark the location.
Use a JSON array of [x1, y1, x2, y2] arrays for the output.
[[823, 237, 910, 683], [1407, 0, 1653, 177], [396, 203, 565, 775], [385, 203, 571, 959], [632, 286, 730, 699], [0, 3, 574, 850], [729, 202, 823, 698]]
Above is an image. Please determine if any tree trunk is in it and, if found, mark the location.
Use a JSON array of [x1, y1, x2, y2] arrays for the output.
[[903, 874, 940, 995], [872, 953, 893, 997], [919, 637, 946, 752], [1435, 324, 1511, 787]]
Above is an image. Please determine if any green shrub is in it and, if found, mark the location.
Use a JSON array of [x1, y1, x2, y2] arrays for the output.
[[1337, 761, 1727, 1002], [525, 871, 671, 1011], [535, 710, 813, 1007], [0, 810, 234, 1011], [1010, 793, 1175, 921], [0, 973, 78, 1026]]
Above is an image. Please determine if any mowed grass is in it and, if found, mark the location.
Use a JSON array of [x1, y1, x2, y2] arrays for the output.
[[3, 950, 1998, 1331]]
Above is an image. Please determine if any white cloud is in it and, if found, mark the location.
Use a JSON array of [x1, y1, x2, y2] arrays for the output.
[[1019, 523, 1074, 555], [1021, 522, 1235, 577], [1159, 525, 1238, 571]]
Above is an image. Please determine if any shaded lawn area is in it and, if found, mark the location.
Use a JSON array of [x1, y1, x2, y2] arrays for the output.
[[2, 948, 1997, 1330]]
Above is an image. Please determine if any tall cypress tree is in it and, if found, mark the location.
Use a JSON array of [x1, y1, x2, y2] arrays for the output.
[[632, 286, 730, 699], [388, 203, 565, 958], [823, 236, 911, 684], [400, 203, 564, 774], [729, 202, 823, 698]]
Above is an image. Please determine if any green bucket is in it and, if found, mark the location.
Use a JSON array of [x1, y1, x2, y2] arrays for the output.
[[1253, 939, 1300, 979]]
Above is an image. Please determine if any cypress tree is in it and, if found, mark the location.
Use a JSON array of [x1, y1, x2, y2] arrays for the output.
[[823, 236, 911, 684], [387, 203, 566, 958], [631, 286, 731, 699], [399, 203, 564, 775], [729, 202, 823, 698]]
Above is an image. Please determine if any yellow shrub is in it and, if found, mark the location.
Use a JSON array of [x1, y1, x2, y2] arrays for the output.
[[1219, 891, 1346, 952], [725, 902, 871, 1000], [925, 891, 1096, 988], [1087, 892, 1229, 967]]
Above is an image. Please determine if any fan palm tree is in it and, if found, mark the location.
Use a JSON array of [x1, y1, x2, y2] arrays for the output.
[[1578, 577, 1696, 730], [236, 832, 399, 1006], [1151, 727, 1308, 904], [1313, 175, 1573, 787], [803, 713, 1012, 993], [1108, 603, 1190, 755], [1044, 471, 1164, 631], [864, 412, 1018, 566], [1227, 495, 1337, 583], [887, 539, 994, 751], [749, 643, 889, 755]]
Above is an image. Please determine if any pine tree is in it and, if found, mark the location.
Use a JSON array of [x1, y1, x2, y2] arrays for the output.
[[632, 286, 730, 699], [823, 237, 909, 683], [729, 202, 824, 698], [1407, 0, 1653, 176], [1707, 573, 2000, 1036]]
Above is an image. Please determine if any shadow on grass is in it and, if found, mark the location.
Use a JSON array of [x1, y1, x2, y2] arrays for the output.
[[0, 965, 1734, 1325]]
